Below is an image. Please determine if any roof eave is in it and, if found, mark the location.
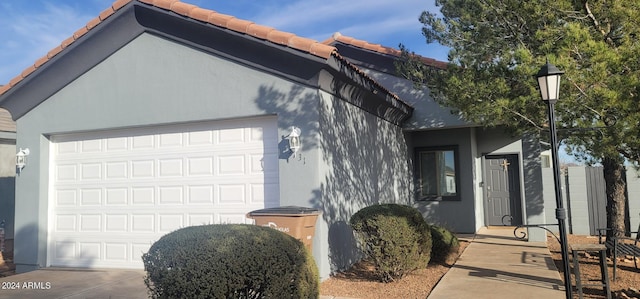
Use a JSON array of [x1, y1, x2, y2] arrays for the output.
[[326, 53, 413, 125]]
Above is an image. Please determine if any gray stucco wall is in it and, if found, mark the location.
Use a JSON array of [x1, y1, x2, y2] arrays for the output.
[[410, 128, 476, 233], [355, 65, 478, 233], [13, 33, 325, 272], [0, 140, 16, 244], [359, 67, 469, 130], [476, 129, 546, 241], [315, 90, 412, 276]]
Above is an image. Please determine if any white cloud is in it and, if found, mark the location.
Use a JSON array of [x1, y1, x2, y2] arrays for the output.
[[246, 0, 440, 54], [0, 2, 98, 84], [253, 0, 431, 29]]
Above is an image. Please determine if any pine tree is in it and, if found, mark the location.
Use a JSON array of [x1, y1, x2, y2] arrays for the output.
[[400, 0, 640, 238]]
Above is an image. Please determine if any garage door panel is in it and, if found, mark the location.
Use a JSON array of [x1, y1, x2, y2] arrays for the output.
[[131, 187, 154, 205], [79, 214, 102, 232], [54, 183, 267, 207], [106, 162, 128, 179], [105, 214, 128, 231], [53, 241, 76, 259], [51, 238, 155, 268], [79, 242, 101, 260], [80, 189, 102, 205], [105, 188, 128, 205], [49, 117, 279, 268], [55, 215, 77, 232], [188, 185, 214, 204], [56, 164, 78, 181]]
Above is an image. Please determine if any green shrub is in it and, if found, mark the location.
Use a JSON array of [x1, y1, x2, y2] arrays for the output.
[[142, 224, 319, 299], [430, 225, 460, 262], [349, 204, 432, 282]]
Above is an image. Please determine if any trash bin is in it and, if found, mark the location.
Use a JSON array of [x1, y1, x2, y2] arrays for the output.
[[247, 206, 321, 252]]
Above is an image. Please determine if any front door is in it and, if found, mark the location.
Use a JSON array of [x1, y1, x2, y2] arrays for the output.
[[484, 155, 522, 226]]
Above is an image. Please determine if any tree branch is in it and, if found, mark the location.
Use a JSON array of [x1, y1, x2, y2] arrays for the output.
[[566, 77, 602, 117], [502, 106, 545, 130], [584, 1, 615, 45]]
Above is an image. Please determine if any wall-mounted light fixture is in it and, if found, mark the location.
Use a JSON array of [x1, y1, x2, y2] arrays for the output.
[[285, 127, 301, 157], [16, 148, 30, 174]]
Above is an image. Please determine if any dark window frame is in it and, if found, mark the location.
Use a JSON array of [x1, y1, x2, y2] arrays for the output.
[[415, 146, 461, 201]]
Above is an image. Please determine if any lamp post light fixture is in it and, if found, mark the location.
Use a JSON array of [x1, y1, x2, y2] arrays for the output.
[[536, 60, 572, 299]]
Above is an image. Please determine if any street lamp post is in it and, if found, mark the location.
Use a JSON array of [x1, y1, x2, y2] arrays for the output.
[[536, 60, 573, 299]]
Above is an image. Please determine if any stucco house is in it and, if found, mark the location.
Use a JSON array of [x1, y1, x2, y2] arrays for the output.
[[323, 32, 547, 235], [0, 0, 547, 279]]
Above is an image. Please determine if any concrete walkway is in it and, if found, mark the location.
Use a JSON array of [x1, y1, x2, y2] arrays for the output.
[[0, 268, 147, 299], [427, 226, 565, 299]]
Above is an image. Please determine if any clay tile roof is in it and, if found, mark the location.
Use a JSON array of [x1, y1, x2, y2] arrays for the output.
[[0, 85, 10, 96], [247, 24, 276, 40], [323, 32, 448, 70], [0, 0, 337, 96], [189, 7, 213, 22]]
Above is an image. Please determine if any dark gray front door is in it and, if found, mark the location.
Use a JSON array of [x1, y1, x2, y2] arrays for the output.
[[485, 155, 522, 226]]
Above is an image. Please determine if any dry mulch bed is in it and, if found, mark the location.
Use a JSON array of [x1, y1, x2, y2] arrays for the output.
[[319, 240, 470, 299]]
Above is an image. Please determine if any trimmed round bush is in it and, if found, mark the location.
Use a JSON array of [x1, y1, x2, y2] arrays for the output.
[[349, 204, 432, 282], [430, 225, 460, 262], [142, 224, 319, 299]]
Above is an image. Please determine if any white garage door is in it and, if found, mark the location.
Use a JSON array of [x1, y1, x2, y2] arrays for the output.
[[48, 117, 279, 268]]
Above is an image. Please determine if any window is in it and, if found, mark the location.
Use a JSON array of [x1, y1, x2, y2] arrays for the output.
[[416, 146, 460, 201]]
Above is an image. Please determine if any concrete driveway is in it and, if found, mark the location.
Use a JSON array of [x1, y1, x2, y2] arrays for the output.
[[0, 268, 148, 299]]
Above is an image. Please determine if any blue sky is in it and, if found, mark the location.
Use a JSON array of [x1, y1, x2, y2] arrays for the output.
[[0, 0, 449, 85]]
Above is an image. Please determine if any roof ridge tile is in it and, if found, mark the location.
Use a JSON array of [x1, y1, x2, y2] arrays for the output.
[[47, 46, 64, 59], [225, 18, 254, 33], [86, 17, 102, 30], [247, 24, 275, 40], [0, 85, 9, 96], [188, 7, 214, 22], [20, 66, 37, 79], [112, 0, 132, 10], [150, 0, 179, 10], [34, 57, 48, 68], [207, 12, 233, 27], [288, 36, 314, 53], [170, 2, 198, 16], [98, 6, 116, 21], [267, 30, 296, 46], [309, 43, 335, 59], [61, 36, 75, 49], [73, 26, 90, 40]]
